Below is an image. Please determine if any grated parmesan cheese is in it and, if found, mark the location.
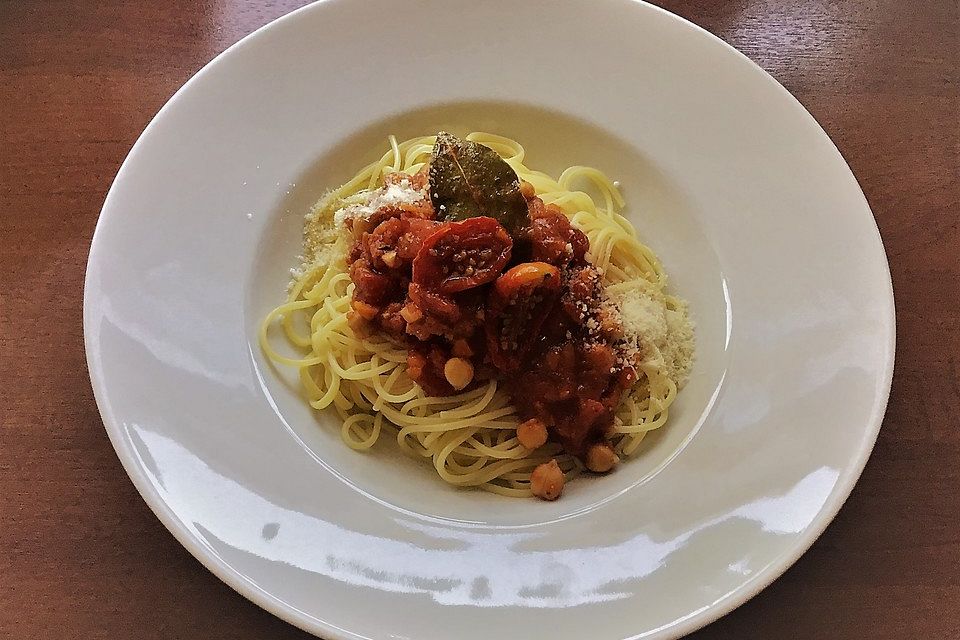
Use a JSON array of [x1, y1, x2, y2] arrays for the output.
[[332, 178, 426, 228], [288, 192, 345, 286], [602, 280, 695, 387]]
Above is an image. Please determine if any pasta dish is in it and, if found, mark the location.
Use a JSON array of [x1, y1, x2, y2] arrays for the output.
[[260, 132, 693, 500]]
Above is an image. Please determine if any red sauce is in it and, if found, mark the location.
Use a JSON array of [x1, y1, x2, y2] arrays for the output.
[[346, 173, 634, 456]]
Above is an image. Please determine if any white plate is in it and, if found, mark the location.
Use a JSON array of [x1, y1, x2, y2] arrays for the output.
[[84, 1, 894, 638]]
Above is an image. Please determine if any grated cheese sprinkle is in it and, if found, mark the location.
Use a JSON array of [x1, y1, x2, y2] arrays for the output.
[[332, 178, 426, 228], [601, 281, 694, 387]]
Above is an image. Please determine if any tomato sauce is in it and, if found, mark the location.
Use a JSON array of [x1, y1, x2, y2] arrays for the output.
[[346, 173, 634, 455]]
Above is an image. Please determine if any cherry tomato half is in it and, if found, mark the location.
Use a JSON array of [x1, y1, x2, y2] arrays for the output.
[[485, 262, 562, 371], [412, 217, 512, 294]]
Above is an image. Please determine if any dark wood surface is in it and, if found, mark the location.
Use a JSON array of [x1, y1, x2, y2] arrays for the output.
[[1, 1, 957, 638]]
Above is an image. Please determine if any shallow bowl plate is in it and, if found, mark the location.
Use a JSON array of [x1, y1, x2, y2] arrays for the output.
[[84, 1, 894, 638]]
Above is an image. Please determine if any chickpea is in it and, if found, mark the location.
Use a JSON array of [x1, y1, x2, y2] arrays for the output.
[[519, 180, 536, 199], [585, 443, 619, 473], [530, 459, 564, 500], [443, 357, 474, 390], [517, 418, 548, 450]]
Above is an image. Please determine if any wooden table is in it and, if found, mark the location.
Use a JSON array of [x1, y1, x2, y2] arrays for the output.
[[1, 1, 957, 637]]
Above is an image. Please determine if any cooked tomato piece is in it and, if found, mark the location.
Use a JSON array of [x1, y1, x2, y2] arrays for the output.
[[527, 203, 590, 266], [368, 200, 435, 229], [560, 265, 604, 322], [408, 283, 460, 324], [365, 218, 406, 270], [365, 217, 441, 271], [378, 302, 407, 338], [485, 262, 561, 371], [412, 217, 512, 293], [397, 218, 441, 262], [553, 398, 607, 454], [406, 344, 455, 396], [349, 257, 400, 307]]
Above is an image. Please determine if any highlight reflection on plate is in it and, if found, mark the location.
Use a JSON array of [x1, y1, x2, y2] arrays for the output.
[[85, 1, 894, 638], [132, 425, 840, 608]]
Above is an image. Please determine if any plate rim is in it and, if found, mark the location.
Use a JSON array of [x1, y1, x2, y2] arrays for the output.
[[83, 1, 896, 638]]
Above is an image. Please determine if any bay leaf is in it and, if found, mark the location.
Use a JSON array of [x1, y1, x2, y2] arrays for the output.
[[428, 131, 529, 235]]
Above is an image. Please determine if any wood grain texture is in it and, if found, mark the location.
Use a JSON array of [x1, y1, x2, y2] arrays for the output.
[[1, 1, 957, 638]]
